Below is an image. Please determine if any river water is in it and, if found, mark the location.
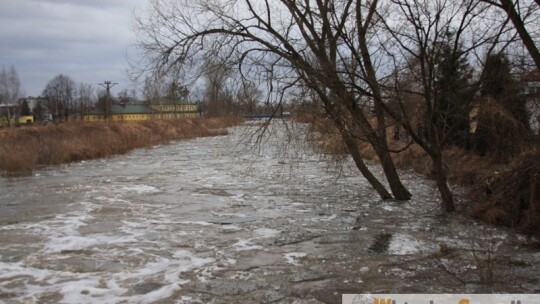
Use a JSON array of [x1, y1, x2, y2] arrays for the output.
[[0, 123, 539, 304]]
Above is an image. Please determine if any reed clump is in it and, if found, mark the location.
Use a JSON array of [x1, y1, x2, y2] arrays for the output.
[[0, 118, 239, 174]]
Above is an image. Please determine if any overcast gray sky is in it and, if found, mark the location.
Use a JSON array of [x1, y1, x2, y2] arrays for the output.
[[0, 0, 149, 97]]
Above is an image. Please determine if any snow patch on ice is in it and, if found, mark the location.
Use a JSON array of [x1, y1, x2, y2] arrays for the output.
[[215, 212, 247, 218], [179, 221, 214, 226], [220, 225, 243, 231], [233, 239, 263, 251], [320, 214, 337, 221], [381, 204, 397, 212], [121, 185, 160, 194], [388, 234, 429, 255], [173, 250, 215, 272], [312, 214, 337, 221], [254, 228, 281, 238], [284, 252, 307, 266]]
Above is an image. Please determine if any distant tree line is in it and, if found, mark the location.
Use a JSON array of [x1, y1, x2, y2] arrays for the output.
[[0, 70, 142, 123], [139, 58, 266, 117], [40, 75, 140, 122], [1, 63, 265, 124]]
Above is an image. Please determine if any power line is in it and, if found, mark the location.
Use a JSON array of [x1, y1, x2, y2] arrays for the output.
[[98, 81, 118, 120]]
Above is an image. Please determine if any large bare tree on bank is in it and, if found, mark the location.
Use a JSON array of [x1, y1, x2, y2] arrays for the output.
[[375, 0, 519, 212], [481, 0, 540, 70], [136, 0, 412, 200]]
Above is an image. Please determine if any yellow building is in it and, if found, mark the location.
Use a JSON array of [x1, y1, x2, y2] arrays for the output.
[[83, 103, 198, 122], [0, 115, 34, 127], [149, 103, 199, 119]]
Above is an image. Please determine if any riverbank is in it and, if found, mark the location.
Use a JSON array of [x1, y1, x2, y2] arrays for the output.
[[0, 118, 240, 174], [302, 115, 540, 241]]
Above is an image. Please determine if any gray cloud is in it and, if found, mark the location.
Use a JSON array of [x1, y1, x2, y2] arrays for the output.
[[0, 0, 148, 96]]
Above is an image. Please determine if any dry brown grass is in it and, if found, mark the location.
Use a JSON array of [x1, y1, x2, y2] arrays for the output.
[[0, 118, 240, 174], [470, 148, 540, 239]]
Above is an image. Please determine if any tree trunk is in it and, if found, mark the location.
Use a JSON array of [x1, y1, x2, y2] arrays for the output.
[[335, 89, 412, 201], [432, 153, 456, 213], [344, 103, 412, 200], [341, 132, 394, 200], [354, 7, 412, 201], [377, 147, 412, 200], [325, 105, 394, 200], [499, 0, 540, 71], [6, 107, 13, 127], [368, 108, 411, 200]]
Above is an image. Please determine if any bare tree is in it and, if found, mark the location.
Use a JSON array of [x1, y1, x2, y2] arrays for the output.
[[0, 66, 22, 127], [237, 81, 262, 114], [142, 74, 165, 102], [203, 58, 234, 116], [117, 89, 130, 104], [77, 83, 95, 118], [135, 0, 412, 200], [42, 74, 76, 122], [375, 0, 515, 212], [142, 68, 190, 103]]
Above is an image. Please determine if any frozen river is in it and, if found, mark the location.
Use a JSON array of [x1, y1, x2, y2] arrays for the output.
[[0, 123, 539, 303]]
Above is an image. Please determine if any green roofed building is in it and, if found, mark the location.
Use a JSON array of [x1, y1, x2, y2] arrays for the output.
[[83, 102, 198, 122]]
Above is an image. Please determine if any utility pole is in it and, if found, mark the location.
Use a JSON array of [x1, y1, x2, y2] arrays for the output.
[[98, 81, 117, 121]]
